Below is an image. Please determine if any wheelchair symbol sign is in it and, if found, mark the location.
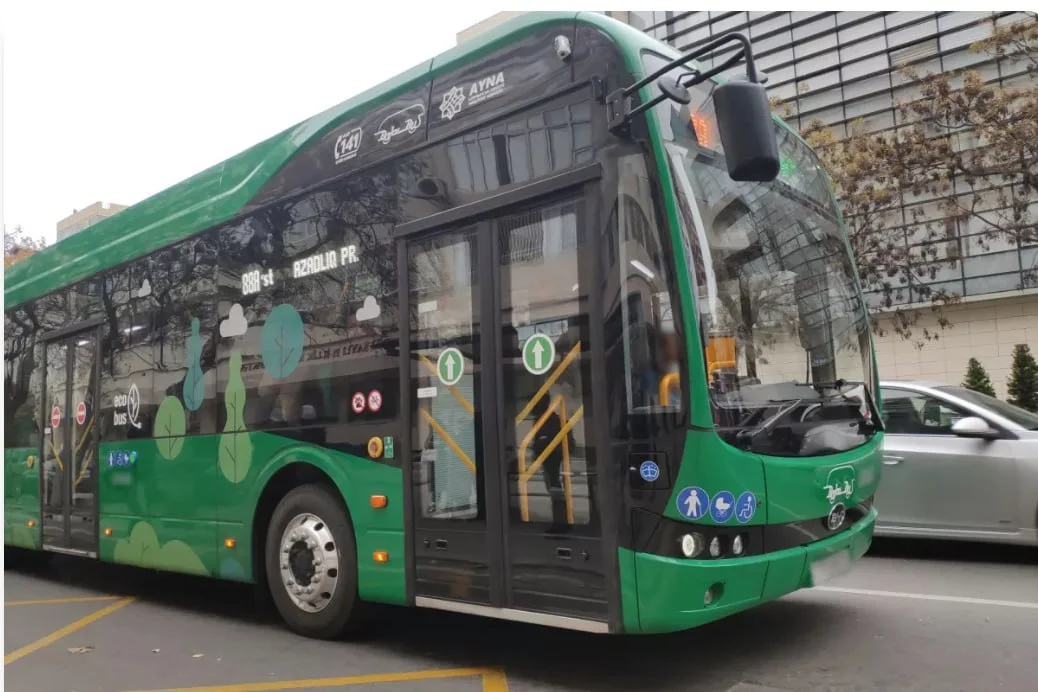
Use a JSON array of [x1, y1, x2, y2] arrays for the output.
[[735, 491, 757, 523]]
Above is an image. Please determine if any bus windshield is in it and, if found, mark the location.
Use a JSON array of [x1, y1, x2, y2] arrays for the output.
[[644, 53, 876, 456]]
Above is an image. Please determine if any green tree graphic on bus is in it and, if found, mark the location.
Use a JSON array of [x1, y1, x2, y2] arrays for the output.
[[261, 304, 304, 379], [219, 351, 253, 483], [182, 317, 206, 411]]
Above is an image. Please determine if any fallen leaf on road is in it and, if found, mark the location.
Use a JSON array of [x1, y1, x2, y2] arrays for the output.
[[152, 649, 160, 653]]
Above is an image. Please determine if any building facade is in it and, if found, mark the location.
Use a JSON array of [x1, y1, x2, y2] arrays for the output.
[[619, 11, 1038, 398], [56, 201, 127, 242]]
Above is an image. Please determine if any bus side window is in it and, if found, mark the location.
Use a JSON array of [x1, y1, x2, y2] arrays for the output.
[[611, 154, 684, 413]]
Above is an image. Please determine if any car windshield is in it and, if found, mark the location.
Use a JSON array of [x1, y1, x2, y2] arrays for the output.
[[642, 52, 876, 457], [935, 385, 1038, 430]]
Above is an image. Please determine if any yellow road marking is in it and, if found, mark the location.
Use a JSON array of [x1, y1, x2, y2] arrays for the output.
[[121, 667, 508, 692], [480, 669, 510, 692], [4, 597, 134, 665], [5, 595, 121, 607]]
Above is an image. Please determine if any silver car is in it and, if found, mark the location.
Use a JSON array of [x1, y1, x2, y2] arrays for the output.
[[875, 379, 1038, 546]]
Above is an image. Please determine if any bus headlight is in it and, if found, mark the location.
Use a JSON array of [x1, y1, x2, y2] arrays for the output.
[[680, 533, 704, 558], [709, 536, 722, 557], [732, 534, 744, 556]]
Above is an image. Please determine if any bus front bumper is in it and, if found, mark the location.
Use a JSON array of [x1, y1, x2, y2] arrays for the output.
[[624, 507, 877, 634]]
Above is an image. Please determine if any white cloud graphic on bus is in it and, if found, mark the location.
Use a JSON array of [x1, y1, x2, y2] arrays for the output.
[[356, 296, 380, 322], [220, 303, 248, 337]]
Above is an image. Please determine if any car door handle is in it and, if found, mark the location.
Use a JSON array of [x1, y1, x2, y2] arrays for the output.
[[883, 456, 904, 465]]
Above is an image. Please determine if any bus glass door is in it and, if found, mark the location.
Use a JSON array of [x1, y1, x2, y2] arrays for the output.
[[405, 193, 607, 623], [495, 197, 605, 620], [40, 330, 100, 556], [407, 226, 492, 604]]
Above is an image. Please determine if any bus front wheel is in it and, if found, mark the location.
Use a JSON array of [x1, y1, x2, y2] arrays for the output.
[[264, 483, 365, 639]]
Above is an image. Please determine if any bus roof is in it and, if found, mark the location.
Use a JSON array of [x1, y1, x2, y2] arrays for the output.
[[5, 11, 661, 310]]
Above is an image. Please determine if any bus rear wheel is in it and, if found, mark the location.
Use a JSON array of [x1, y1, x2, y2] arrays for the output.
[[264, 483, 364, 639]]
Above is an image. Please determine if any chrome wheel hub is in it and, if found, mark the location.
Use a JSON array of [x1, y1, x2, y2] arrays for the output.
[[278, 512, 340, 613]]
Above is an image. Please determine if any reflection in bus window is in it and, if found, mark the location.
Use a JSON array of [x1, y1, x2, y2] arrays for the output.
[[409, 230, 482, 522], [614, 154, 684, 413]]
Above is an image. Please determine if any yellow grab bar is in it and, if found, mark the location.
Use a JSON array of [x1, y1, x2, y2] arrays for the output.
[[419, 353, 474, 415], [75, 448, 94, 486], [518, 399, 583, 523], [48, 439, 64, 470], [515, 341, 581, 424], [659, 372, 680, 405], [75, 417, 94, 454], [419, 408, 476, 474]]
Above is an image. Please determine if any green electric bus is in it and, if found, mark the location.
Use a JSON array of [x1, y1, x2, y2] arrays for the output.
[[4, 12, 883, 637]]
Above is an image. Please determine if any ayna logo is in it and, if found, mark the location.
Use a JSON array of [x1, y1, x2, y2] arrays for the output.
[[439, 71, 507, 121], [439, 86, 465, 121]]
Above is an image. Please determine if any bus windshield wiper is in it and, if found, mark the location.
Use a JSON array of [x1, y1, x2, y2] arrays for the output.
[[735, 398, 803, 448]]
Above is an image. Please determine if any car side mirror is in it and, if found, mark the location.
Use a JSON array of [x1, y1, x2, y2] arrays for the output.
[[950, 416, 1000, 440]]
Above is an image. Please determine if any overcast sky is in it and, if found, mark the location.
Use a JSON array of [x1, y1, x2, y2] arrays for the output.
[[2, 2, 507, 245]]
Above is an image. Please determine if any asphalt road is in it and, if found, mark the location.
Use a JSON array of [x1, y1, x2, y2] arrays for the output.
[[4, 539, 1037, 692]]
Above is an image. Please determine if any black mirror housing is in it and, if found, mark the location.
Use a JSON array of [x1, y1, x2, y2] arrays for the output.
[[713, 80, 780, 182]]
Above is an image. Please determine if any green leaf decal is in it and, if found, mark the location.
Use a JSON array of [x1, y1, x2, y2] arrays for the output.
[[154, 396, 186, 460], [219, 351, 252, 483], [182, 317, 205, 411], [260, 304, 304, 379], [219, 431, 253, 484]]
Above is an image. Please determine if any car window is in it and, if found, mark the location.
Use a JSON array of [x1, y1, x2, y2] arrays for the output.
[[934, 385, 1038, 430], [879, 388, 970, 435]]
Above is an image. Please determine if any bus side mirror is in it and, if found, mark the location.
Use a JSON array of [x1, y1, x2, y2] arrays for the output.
[[713, 80, 780, 183]]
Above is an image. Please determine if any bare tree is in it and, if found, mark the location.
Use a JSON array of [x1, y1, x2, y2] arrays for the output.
[[774, 12, 1038, 345]]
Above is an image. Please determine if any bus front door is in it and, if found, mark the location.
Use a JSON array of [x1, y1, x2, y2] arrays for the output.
[[40, 329, 100, 556], [404, 194, 608, 628]]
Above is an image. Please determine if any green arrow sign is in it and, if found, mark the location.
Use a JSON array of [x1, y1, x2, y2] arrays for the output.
[[436, 347, 464, 386], [522, 333, 555, 375]]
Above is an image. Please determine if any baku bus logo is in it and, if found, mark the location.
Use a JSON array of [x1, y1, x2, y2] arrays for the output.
[[374, 104, 425, 144], [823, 465, 856, 504]]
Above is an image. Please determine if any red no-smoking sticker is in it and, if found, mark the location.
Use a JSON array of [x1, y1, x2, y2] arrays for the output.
[[76, 401, 87, 425], [367, 389, 383, 413], [351, 392, 366, 414], [51, 406, 62, 427]]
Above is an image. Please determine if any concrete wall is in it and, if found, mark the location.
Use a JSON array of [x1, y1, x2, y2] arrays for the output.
[[871, 291, 1038, 398], [56, 201, 128, 241], [456, 12, 526, 44]]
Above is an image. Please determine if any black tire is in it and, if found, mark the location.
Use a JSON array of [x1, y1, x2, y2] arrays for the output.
[[264, 483, 366, 639]]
